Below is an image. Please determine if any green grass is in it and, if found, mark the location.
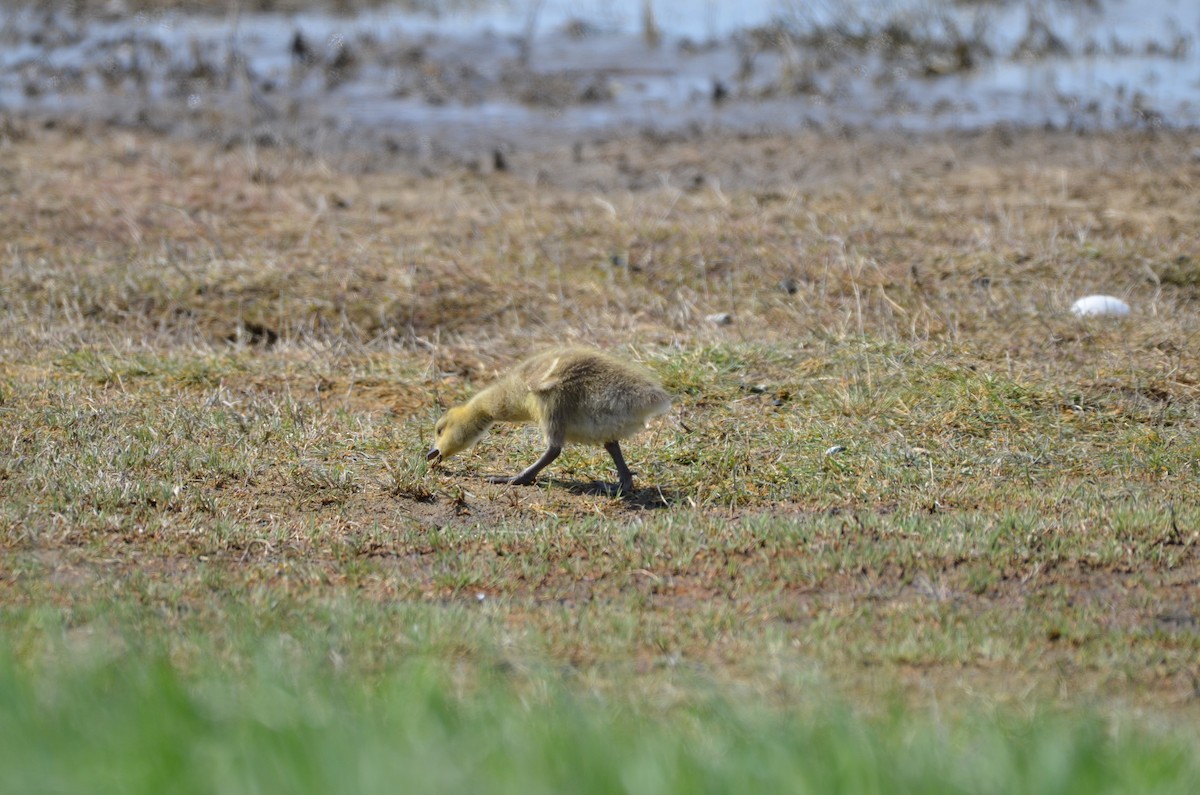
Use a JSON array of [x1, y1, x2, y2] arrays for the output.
[[1, 642, 1198, 795]]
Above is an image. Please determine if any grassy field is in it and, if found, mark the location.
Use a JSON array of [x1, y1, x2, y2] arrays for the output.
[[2, 117, 1200, 790]]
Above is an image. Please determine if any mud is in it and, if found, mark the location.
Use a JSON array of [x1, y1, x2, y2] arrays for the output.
[[3, 0, 1198, 170]]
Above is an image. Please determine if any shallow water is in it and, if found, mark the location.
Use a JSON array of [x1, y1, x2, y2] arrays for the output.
[[2, 0, 1197, 153]]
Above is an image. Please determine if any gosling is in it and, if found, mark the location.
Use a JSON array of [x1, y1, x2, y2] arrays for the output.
[[426, 348, 671, 494]]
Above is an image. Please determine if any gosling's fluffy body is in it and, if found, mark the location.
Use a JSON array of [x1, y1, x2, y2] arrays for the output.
[[427, 348, 671, 492]]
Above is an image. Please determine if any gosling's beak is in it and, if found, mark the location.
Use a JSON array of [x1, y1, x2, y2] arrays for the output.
[[426, 447, 442, 465]]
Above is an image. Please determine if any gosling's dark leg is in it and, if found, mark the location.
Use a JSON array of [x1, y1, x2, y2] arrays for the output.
[[604, 440, 635, 494], [487, 445, 561, 486]]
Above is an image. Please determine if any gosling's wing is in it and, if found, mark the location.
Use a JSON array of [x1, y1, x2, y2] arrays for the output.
[[519, 349, 667, 409], [524, 353, 568, 394]]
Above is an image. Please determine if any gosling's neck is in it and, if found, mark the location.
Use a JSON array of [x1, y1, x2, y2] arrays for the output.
[[469, 376, 533, 423]]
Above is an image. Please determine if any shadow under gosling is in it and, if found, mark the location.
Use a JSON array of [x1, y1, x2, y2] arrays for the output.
[[426, 348, 672, 493]]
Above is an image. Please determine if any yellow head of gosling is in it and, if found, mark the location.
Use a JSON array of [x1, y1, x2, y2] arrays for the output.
[[426, 404, 491, 465]]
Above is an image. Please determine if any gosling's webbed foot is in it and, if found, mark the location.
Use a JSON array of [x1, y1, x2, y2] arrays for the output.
[[602, 441, 636, 497], [486, 445, 562, 487], [486, 474, 538, 486]]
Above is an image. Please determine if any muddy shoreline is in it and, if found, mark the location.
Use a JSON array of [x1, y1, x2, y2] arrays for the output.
[[4, 0, 1199, 177]]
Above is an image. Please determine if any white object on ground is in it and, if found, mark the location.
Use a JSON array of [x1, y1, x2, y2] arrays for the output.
[[1071, 295, 1130, 317]]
